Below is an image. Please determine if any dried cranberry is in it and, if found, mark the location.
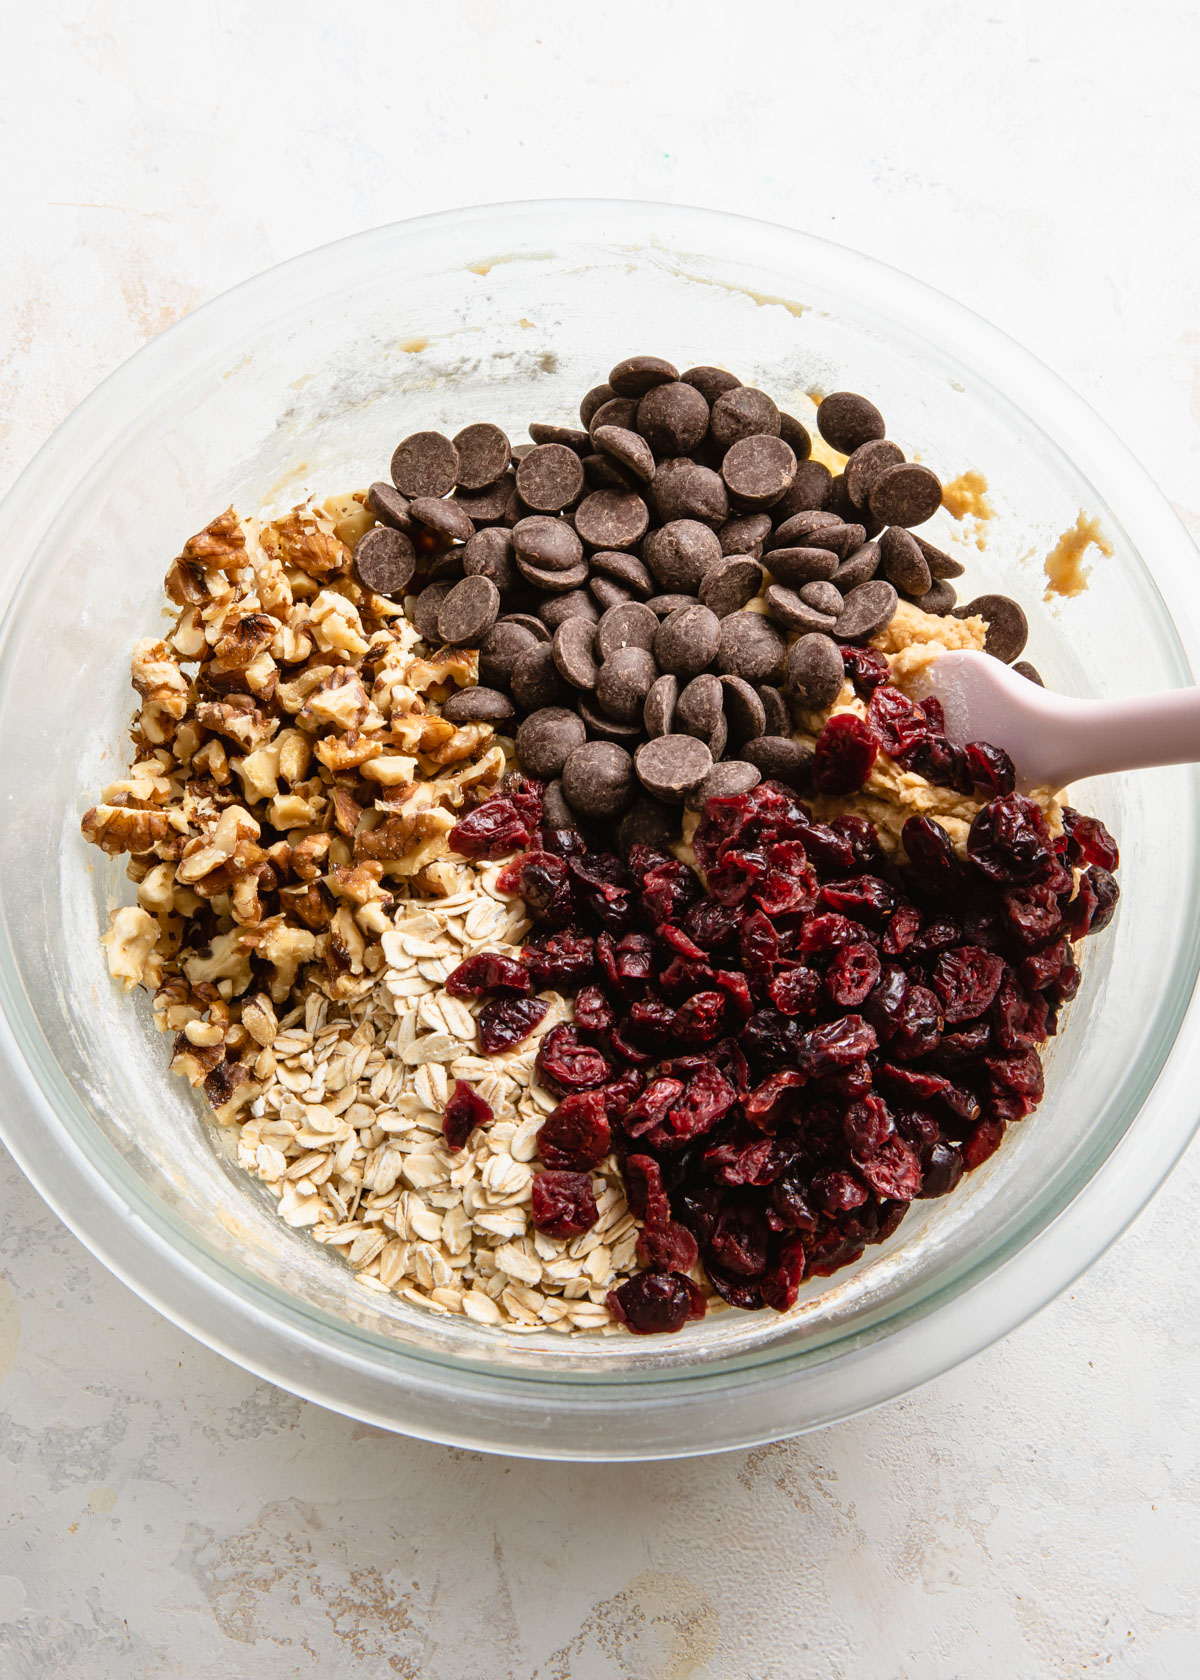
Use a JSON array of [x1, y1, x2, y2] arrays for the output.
[[539, 826, 588, 858], [800, 1014, 878, 1074], [863, 964, 910, 1043], [868, 684, 932, 758], [769, 1173, 818, 1232], [672, 991, 727, 1044], [708, 1198, 770, 1276], [826, 942, 882, 1007], [800, 913, 861, 956], [506, 775, 544, 833], [744, 1008, 802, 1069], [965, 741, 1016, 797], [636, 1219, 700, 1272], [1000, 885, 1064, 950], [692, 792, 759, 871], [812, 712, 879, 794], [704, 1131, 783, 1187], [854, 1133, 922, 1200], [657, 921, 708, 963], [1064, 867, 1120, 938], [445, 952, 531, 998], [820, 874, 895, 924], [742, 1069, 806, 1131], [442, 1079, 493, 1151], [1060, 807, 1120, 871], [844, 1094, 895, 1155], [449, 794, 531, 859], [919, 1140, 964, 1197], [896, 1108, 941, 1154], [624, 1152, 671, 1225], [607, 1271, 705, 1334], [681, 898, 742, 952], [669, 1061, 737, 1140], [841, 645, 891, 696], [1019, 937, 1072, 992], [962, 1117, 1006, 1169], [769, 963, 823, 1016], [967, 793, 1055, 884], [624, 1077, 686, 1139], [536, 1024, 612, 1093], [902, 815, 966, 901], [626, 998, 679, 1046], [706, 848, 768, 907], [878, 1063, 951, 1102], [596, 1067, 645, 1122], [537, 1091, 612, 1170], [522, 929, 596, 991], [514, 850, 574, 925], [986, 1048, 1045, 1101], [761, 1236, 808, 1311], [531, 1170, 599, 1237], [477, 996, 548, 1055], [614, 932, 656, 989], [882, 900, 922, 955], [640, 859, 703, 926], [889, 984, 943, 1061], [753, 842, 816, 915], [931, 947, 1006, 1023], [573, 983, 616, 1035], [813, 1168, 869, 1214]]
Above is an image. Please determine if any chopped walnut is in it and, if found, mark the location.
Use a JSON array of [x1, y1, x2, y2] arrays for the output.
[[101, 906, 162, 990]]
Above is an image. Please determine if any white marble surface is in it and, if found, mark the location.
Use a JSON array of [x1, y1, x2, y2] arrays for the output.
[[3, 2, 1200, 1674]]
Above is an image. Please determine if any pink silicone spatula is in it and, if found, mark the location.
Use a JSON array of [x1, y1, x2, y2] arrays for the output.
[[914, 650, 1200, 793]]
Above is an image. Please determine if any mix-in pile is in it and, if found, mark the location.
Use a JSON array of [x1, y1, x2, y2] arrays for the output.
[[82, 355, 1119, 1335]]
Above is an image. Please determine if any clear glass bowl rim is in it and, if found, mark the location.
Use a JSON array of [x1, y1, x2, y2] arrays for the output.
[[2, 197, 1199, 1460]]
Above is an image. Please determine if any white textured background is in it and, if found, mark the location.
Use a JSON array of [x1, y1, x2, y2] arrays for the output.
[[3, 3, 1200, 1675]]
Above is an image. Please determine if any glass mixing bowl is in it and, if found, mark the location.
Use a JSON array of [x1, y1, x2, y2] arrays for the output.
[[1, 200, 1198, 1461]]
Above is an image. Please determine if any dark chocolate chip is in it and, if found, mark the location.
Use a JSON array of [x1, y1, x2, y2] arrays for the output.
[[844, 439, 905, 510], [643, 673, 678, 738], [767, 509, 842, 551], [816, 392, 886, 455], [588, 397, 640, 437], [771, 458, 834, 519], [511, 642, 569, 710], [512, 516, 584, 572], [589, 577, 633, 610], [868, 463, 943, 528], [583, 451, 639, 492], [452, 423, 511, 491], [682, 365, 742, 404], [542, 778, 579, 831], [617, 793, 678, 855], [714, 612, 786, 682], [799, 580, 845, 617], [442, 686, 516, 725], [609, 355, 680, 397], [367, 482, 415, 533], [710, 387, 781, 450], [352, 525, 416, 597], [574, 489, 650, 550], [643, 518, 722, 591], [766, 546, 840, 586], [516, 708, 588, 778], [515, 555, 590, 595], [438, 574, 500, 646], [462, 527, 517, 593], [764, 584, 838, 634], [635, 381, 711, 458], [739, 736, 814, 791], [686, 758, 761, 810], [590, 550, 653, 597], [497, 612, 551, 643], [675, 673, 723, 740], [552, 617, 600, 689], [1012, 660, 1044, 686], [879, 527, 932, 596], [479, 620, 538, 688], [635, 734, 713, 803], [596, 601, 660, 659], [409, 496, 475, 545], [718, 512, 772, 556], [784, 633, 845, 709], [721, 435, 797, 509], [562, 741, 637, 817], [424, 549, 465, 584], [832, 542, 882, 592], [757, 684, 791, 736], [578, 695, 645, 746], [913, 534, 965, 579], [580, 383, 615, 428], [540, 590, 599, 630], [719, 674, 767, 747], [699, 556, 763, 617], [707, 712, 728, 761], [647, 593, 696, 617], [411, 581, 455, 642], [808, 521, 867, 559], [596, 646, 658, 723], [454, 472, 517, 526], [833, 579, 899, 643], [591, 424, 656, 484], [516, 444, 586, 513], [915, 580, 958, 615], [528, 422, 591, 453], [955, 594, 1029, 663], [391, 431, 459, 499], [651, 459, 729, 527], [654, 604, 722, 679], [778, 413, 813, 462]]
